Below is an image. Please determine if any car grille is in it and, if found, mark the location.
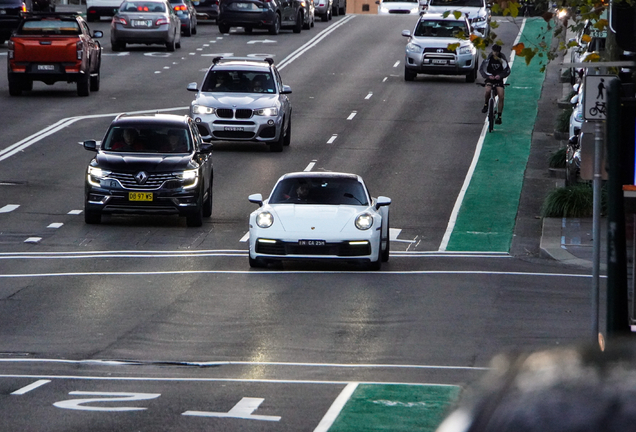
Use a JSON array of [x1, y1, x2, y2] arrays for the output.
[[216, 108, 254, 119], [108, 172, 180, 190], [388, 9, 410, 13], [214, 131, 256, 139], [423, 47, 454, 54], [255, 240, 371, 257]]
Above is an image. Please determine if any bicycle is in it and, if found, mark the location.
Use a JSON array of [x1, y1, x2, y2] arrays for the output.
[[477, 81, 509, 132], [589, 101, 606, 117]]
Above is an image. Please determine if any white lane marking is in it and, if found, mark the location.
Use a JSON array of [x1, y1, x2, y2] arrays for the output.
[[239, 232, 250, 242], [0, 107, 188, 162], [201, 52, 234, 57], [327, 135, 338, 144], [101, 52, 130, 56], [163, 66, 170, 69], [304, 160, 316, 171], [382, 77, 388, 82], [247, 53, 275, 58], [184, 397, 281, 421], [365, 92, 373, 99], [11, 379, 51, 395], [203, 43, 210, 46], [189, 52, 196, 55], [393, 60, 400, 67], [347, 111, 357, 120], [68, 210, 82, 215], [47, 223, 63, 229], [277, 15, 355, 70], [0, 204, 20, 213], [154, 71, 161, 73], [438, 21, 526, 251], [144, 52, 170, 57], [24, 237, 42, 244], [314, 383, 358, 432], [53, 391, 161, 412], [247, 39, 277, 44]]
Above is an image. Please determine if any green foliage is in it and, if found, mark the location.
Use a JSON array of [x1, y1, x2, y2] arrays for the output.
[[549, 146, 567, 168], [541, 184, 594, 217], [555, 106, 573, 132]]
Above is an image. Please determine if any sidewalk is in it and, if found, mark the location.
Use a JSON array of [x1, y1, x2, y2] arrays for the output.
[[540, 217, 607, 270]]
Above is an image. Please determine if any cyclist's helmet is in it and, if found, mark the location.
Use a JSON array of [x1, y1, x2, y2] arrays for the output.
[[492, 44, 502, 52]]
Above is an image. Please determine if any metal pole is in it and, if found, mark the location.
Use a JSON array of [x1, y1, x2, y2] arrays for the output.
[[592, 121, 602, 344]]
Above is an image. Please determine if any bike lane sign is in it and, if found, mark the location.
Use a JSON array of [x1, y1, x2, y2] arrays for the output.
[[583, 75, 617, 121]]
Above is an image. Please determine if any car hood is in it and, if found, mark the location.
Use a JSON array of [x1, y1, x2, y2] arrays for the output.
[[196, 93, 279, 108], [381, 1, 418, 10], [94, 153, 193, 172], [269, 204, 363, 232], [410, 36, 468, 47], [425, 5, 485, 18]]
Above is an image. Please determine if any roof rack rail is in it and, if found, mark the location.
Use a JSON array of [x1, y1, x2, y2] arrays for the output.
[[211, 56, 275, 65]]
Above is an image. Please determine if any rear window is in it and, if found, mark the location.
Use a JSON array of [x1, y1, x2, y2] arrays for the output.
[[18, 19, 81, 35], [120, 1, 166, 12], [414, 19, 467, 37]]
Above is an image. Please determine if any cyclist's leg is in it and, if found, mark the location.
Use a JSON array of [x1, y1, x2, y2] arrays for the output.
[[495, 84, 504, 124], [482, 84, 491, 113]]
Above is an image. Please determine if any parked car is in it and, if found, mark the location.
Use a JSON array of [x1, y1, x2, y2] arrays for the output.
[[302, 0, 315, 29], [377, 0, 419, 15], [424, 0, 490, 38], [568, 81, 584, 138], [83, 113, 213, 227], [110, 0, 182, 51], [0, 0, 55, 45], [7, 12, 102, 96], [168, 0, 196, 35], [402, 12, 479, 82], [314, 0, 333, 21], [247, 172, 391, 270], [187, 56, 292, 152], [86, 0, 124, 21], [218, 0, 307, 34], [568, 15, 606, 84], [192, 0, 218, 21]]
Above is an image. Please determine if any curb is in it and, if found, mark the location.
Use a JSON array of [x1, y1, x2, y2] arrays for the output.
[[540, 218, 606, 270]]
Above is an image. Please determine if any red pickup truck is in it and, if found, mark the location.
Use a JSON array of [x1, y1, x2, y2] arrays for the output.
[[7, 12, 103, 96]]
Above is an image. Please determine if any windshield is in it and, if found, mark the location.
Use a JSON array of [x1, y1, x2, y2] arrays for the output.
[[120, 1, 166, 12], [202, 70, 276, 93], [429, 0, 483, 6], [269, 177, 369, 205], [18, 20, 81, 35], [382, 0, 418, 3], [414, 19, 467, 37], [102, 125, 192, 153]]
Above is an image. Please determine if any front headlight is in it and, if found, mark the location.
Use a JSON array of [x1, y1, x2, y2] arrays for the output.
[[406, 42, 423, 54], [254, 107, 278, 116], [192, 104, 215, 115], [177, 169, 199, 189], [87, 166, 111, 187], [355, 213, 373, 230], [410, 5, 419, 13], [472, 15, 485, 22], [256, 211, 274, 228], [458, 45, 472, 54]]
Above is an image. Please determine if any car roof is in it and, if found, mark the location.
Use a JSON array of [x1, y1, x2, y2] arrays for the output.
[[21, 12, 83, 20], [111, 113, 191, 128], [210, 56, 274, 72]]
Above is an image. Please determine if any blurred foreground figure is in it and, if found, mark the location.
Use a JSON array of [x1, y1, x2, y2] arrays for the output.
[[436, 341, 636, 432]]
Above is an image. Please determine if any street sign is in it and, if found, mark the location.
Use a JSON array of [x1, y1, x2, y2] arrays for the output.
[[584, 75, 617, 121]]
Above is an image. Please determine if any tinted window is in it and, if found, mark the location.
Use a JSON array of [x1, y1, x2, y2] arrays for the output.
[[18, 20, 81, 35], [120, 2, 166, 12], [429, 0, 482, 6], [0, 0, 23, 4], [102, 125, 192, 153], [269, 177, 368, 205], [414, 19, 467, 37], [202, 70, 275, 93]]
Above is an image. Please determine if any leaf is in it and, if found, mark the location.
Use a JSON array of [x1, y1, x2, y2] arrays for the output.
[[512, 42, 524, 55], [452, 10, 462, 19], [542, 11, 554, 22], [581, 33, 592, 43], [594, 18, 608, 30], [447, 43, 460, 51], [584, 52, 601, 62]]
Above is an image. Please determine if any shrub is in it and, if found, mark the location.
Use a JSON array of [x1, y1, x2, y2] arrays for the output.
[[554, 107, 573, 133], [549, 146, 567, 168], [541, 184, 594, 217]]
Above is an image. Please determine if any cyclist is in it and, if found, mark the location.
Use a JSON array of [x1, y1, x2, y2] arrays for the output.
[[479, 44, 511, 124]]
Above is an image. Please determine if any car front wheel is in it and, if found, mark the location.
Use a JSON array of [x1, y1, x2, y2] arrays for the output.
[[404, 67, 416, 81], [249, 256, 267, 268]]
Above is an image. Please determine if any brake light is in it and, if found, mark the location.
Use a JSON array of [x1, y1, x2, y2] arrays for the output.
[[8, 40, 14, 59], [113, 16, 127, 25], [156, 17, 170, 25], [174, 5, 187, 10], [20, 2, 27, 12], [76, 40, 83, 60]]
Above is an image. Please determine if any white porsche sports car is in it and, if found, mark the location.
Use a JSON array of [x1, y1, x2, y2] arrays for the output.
[[248, 172, 391, 270]]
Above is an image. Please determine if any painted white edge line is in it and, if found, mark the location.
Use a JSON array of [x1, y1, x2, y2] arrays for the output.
[[314, 382, 358, 432]]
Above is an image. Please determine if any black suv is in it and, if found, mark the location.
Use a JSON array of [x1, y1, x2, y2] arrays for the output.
[[83, 113, 214, 227], [218, 0, 307, 34], [0, 0, 54, 44]]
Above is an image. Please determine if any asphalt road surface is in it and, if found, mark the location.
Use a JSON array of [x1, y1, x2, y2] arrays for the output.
[[0, 14, 593, 431]]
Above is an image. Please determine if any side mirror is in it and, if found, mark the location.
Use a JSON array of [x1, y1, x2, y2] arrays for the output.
[[83, 140, 98, 151], [401, 29, 411, 37], [93, 30, 103, 38], [375, 196, 391, 210], [199, 143, 213, 153], [187, 82, 199, 92], [281, 85, 292, 94], [249, 193, 264, 207], [570, 94, 579, 105]]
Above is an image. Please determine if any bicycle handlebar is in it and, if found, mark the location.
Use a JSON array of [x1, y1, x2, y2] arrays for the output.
[[476, 82, 510, 87]]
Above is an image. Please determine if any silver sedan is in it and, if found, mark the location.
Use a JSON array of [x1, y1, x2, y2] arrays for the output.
[[111, 0, 182, 51]]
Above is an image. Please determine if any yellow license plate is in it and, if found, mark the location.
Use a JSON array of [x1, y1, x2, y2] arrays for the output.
[[129, 192, 153, 201]]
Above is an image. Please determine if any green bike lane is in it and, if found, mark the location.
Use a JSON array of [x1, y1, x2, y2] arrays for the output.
[[321, 18, 552, 432]]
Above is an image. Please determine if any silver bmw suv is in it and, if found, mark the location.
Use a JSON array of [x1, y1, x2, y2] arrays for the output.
[[187, 57, 292, 152]]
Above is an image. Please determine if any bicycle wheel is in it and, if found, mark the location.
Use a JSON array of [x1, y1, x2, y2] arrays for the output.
[[488, 98, 495, 133], [589, 107, 598, 116]]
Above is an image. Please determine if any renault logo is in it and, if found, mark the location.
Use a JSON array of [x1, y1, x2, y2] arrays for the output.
[[135, 171, 148, 184]]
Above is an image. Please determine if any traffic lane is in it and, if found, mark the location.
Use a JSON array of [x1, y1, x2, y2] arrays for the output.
[[0, 266, 592, 366]]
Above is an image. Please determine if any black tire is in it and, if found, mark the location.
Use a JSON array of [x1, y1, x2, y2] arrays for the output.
[[249, 256, 267, 268], [87, 14, 96, 22], [166, 36, 176, 52], [381, 220, 390, 262], [332, 4, 339, 16], [283, 116, 291, 146], [466, 65, 477, 83], [268, 14, 280, 35], [303, 14, 310, 29], [90, 71, 100, 92], [192, 22, 197, 34], [111, 41, 124, 51], [9, 79, 22, 96], [186, 205, 203, 227], [321, 11, 328, 21], [293, 12, 302, 33], [404, 67, 416, 81], [184, 22, 192, 36], [22, 80, 33, 92], [202, 184, 212, 217], [218, 23, 230, 33], [175, 38, 181, 49], [269, 124, 285, 152], [487, 98, 495, 133], [84, 209, 101, 224], [339, 2, 345, 14], [368, 255, 381, 271], [244, 25, 253, 33], [77, 76, 90, 97]]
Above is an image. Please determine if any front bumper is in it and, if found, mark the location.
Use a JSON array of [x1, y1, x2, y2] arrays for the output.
[[192, 111, 283, 142], [405, 52, 476, 75]]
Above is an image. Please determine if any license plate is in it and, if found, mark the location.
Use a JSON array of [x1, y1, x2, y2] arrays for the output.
[[224, 126, 244, 131], [133, 19, 152, 27], [38, 64, 55, 71], [129, 192, 153, 201], [432, 59, 447, 65], [235, 2, 249, 7], [298, 240, 326, 246]]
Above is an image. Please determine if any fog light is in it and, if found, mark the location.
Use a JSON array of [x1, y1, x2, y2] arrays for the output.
[[195, 117, 201, 123], [267, 119, 275, 126]]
